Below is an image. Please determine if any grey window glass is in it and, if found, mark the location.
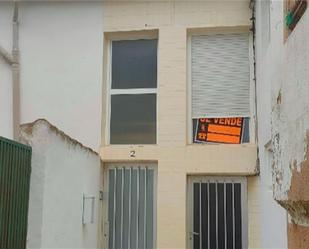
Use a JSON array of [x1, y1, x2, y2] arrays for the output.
[[108, 170, 115, 249], [130, 169, 138, 248], [115, 169, 122, 249], [146, 169, 154, 249], [241, 118, 250, 143], [110, 94, 156, 144], [122, 169, 130, 249], [112, 39, 157, 89], [138, 169, 146, 248]]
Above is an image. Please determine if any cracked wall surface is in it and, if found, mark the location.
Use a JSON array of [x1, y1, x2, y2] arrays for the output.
[[256, 0, 309, 247], [255, 0, 309, 218], [270, 5, 309, 207]]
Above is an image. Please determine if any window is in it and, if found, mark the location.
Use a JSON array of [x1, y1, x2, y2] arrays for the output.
[[188, 177, 247, 249], [107, 165, 156, 249], [284, 0, 307, 37], [190, 33, 251, 144], [109, 39, 157, 144]]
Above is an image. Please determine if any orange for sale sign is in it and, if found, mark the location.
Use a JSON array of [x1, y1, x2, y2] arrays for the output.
[[194, 118, 244, 144]]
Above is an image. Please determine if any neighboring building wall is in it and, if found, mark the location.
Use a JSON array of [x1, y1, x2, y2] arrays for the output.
[[20, 119, 100, 249], [255, 0, 309, 247], [0, 2, 103, 150], [100, 1, 260, 248], [254, 1, 288, 248], [0, 3, 14, 139]]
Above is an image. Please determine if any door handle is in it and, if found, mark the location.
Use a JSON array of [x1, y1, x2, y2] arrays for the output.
[[189, 231, 199, 240]]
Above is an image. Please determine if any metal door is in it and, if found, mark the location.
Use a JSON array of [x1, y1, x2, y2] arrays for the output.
[[103, 163, 157, 249], [187, 177, 247, 249]]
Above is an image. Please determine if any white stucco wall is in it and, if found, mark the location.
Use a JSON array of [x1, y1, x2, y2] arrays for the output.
[[20, 119, 101, 249], [255, 0, 296, 247], [0, 2, 103, 150], [0, 3, 14, 139], [271, 5, 309, 202], [255, 0, 309, 202]]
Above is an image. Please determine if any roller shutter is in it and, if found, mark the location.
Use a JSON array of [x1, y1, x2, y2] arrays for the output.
[[191, 33, 250, 118]]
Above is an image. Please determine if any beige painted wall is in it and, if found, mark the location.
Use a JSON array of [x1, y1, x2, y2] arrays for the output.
[[100, 1, 260, 248]]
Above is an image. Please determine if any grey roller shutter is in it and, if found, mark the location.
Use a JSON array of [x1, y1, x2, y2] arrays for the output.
[[191, 33, 250, 118]]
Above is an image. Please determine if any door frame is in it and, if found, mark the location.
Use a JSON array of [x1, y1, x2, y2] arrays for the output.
[[186, 176, 248, 249], [101, 162, 157, 249]]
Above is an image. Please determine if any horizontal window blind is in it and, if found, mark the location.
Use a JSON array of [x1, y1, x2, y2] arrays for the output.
[[192, 33, 250, 118]]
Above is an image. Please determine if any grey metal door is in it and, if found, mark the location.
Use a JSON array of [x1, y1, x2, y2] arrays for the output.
[[105, 163, 156, 249], [188, 177, 247, 249]]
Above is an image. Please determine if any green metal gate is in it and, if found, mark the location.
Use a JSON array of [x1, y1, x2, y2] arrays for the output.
[[0, 136, 32, 249]]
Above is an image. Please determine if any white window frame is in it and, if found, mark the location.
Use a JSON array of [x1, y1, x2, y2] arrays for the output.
[[105, 36, 158, 145], [186, 176, 248, 249], [186, 29, 256, 145], [102, 163, 158, 249]]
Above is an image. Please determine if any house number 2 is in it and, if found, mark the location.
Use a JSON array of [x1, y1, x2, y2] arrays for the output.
[[130, 150, 136, 158]]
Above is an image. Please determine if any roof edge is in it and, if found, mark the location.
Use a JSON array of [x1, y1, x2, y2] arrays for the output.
[[20, 118, 98, 156]]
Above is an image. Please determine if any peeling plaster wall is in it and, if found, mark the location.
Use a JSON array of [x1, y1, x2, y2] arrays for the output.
[[271, 8, 309, 203], [20, 120, 101, 249], [255, 0, 309, 203], [255, 0, 288, 248], [256, 0, 309, 199], [256, 0, 309, 245]]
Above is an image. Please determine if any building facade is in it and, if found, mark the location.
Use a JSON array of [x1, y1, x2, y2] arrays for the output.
[[255, 0, 309, 247], [3, 0, 308, 248], [100, 1, 262, 248]]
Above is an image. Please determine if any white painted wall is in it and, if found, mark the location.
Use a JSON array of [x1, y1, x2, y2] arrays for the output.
[[0, 3, 14, 139], [0, 4, 104, 247], [255, 0, 309, 202], [20, 119, 101, 249], [255, 0, 294, 247], [0, 2, 103, 150], [271, 5, 309, 202]]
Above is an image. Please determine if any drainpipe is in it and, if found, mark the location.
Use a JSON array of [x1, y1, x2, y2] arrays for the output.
[[249, 0, 260, 173], [0, 2, 20, 140], [12, 2, 20, 140]]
